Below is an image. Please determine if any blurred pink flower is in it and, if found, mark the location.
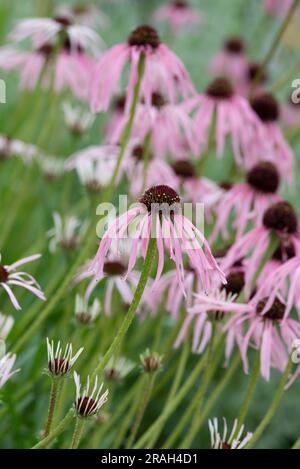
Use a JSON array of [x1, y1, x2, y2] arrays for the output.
[[248, 93, 295, 183], [209, 37, 247, 85], [263, 0, 293, 17], [0, 353, 19, 389], [153, 1, 203, 33], [185, 77, 261, 168]]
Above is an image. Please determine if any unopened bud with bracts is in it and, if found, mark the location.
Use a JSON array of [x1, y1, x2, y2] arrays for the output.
[[140, 349, 163, 373], [46, 338, 84, 377], [104, 356, 135, 382], [73, 372, 108, 418], [75, 295, 100, 325]]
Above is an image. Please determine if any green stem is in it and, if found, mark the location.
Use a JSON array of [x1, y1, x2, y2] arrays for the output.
[[270, 60, 300, 93], [250, 0, 298, 94], [44, 378, 62, 437], [196, 110, 215, 177], [126, 374, 155, 448], [148, 340, 190, 448], [133, 341, 216, 449], [103, 53, 145, 203], [246, 357, 293, 449], [91, 236, 157, 380], [142, 131, 152, 192], [70, 417, 86, 449], [32, 409, 74, 449], [234, 353, 260, 437], [180, 321, 218, 448]]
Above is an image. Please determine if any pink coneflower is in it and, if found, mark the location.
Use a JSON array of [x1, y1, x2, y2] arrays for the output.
[[0, 134, 37, 163], [221, 201, 299, 296], [248, 93, 295, 183], [263, 0, 293, 17], [153, 1, 203, 33], [225, 295, 300, 381], [90, 24, 195, 113], [0, 254, 46, 310], [90, 185, 226, 294], [208, 417, 252, 449], [186, 77, 261, 168], [75, 254, 140, 316], [0, 42, 95, 99], [209, 37, 247, 85], [65, 145, 120, 192], [108, 92, 197, 159], [125, 142, 177, 198], [175, 289, 250, 353], [211, 162, 282, 242], [0, 353, 19, 389], [74, 294, 101, 325]]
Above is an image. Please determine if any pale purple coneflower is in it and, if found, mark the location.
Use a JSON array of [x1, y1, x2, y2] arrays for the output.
[[153, 1, 203, 33], [175, 288, 250, 354], [209, 37, 247, 85], [208, 417, 252, 449], [221, 201, 299, 297], [65, 144, 120, 192], [46, 338, 84, 376], [73, 371, 108, 417], [108, 92, 198, 159], [0, 254, 46, 310], [104, 95, 126, 143], [89, 185, 226, 295], [225, 295, 300, 381], [185, 77, 261, 169], [248, 93, 295, 184], [90, 24, 195, 113], [47, 212, 88, 253], [211, 162, 282, 242], [0, 353, 20, 389]]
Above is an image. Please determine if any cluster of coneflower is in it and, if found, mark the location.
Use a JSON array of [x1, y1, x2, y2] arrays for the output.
[[1, 0, 300, 450]]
